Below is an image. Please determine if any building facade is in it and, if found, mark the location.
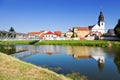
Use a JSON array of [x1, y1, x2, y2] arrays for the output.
[[67, 10, 105, 40]]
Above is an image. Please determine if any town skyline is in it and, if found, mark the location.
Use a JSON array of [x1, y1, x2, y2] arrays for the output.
[[0, 0, 120, 33]]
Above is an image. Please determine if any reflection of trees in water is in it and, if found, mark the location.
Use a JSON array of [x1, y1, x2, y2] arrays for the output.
[[114, 57, 120, 74], [112, 48, 120, 73], [0, 45, 16, 55]]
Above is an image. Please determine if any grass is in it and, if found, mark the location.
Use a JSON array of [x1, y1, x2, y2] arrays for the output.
[[0, 40, 120, 48], [35, 40, 109, 47], [112, 41, 120, 47], [0, 40, 33, 45], [66, 72, 88, 80], [0, 52, 71, 80]]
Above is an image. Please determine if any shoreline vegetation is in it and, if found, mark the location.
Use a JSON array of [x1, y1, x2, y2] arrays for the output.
[[0, 52, 71, 80], [0, 40, 120, 48]]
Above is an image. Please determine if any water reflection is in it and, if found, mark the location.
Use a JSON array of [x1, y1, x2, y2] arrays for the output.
[[113, 48, 120, 74], [11, 45, 66, 59], [66, 46, 105, 72], [12, 45, 106, 72], [0, 45, 16, 55], [27, 45, 65, 54], [1, 45, 120, 80]]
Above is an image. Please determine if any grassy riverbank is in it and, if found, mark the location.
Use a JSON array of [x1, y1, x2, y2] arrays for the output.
[[0, 52, 71, 80], [0, 40, 34, 45], [0, 40, 120, 47], [36, 40, 109, 47]]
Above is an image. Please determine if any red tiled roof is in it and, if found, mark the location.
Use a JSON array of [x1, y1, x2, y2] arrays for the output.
[[28, 32, 41, 34], [46, 31, 53, 34], [74, 26, 94, 31], [77, 27, 89, 31], [54, 31, 61, 36]]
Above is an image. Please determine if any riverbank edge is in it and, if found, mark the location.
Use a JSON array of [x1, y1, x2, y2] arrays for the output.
[[0, 40, 120, 47], [0, 52, 71, 80]]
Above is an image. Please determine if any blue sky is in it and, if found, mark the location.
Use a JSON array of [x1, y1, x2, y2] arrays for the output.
[[0, 0, 120, 33]]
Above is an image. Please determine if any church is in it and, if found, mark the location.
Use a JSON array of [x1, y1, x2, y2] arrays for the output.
[[66, 10, 105, 40]]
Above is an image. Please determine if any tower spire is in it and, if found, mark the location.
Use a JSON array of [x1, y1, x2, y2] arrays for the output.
[[98, 10, 104, 23]]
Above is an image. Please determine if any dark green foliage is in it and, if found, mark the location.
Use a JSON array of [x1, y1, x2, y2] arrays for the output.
[[9, 27, 15, 32], [114, 57, 120, 74], [0, 40, 34, 45], [9, 27, 16, 38], [0, 45, 16, 55], [71, 33, 78, 38], [29, 40, 39, 45], [114, 19, 120, 37], [66, 72, 88, 80]]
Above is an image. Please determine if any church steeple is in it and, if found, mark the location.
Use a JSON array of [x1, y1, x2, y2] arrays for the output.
[[98, 10, 104, 23]]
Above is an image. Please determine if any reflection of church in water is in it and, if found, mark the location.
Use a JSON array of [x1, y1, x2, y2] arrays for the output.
[[66, 46, 105, 72]]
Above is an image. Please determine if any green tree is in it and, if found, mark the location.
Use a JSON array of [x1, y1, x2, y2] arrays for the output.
[[114, 19, 120, 37], [9, 27, 15, 32], [9, 27, 16, 38]]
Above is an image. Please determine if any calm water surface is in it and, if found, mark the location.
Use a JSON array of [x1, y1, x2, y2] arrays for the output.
[[1, 45, 120, 80]]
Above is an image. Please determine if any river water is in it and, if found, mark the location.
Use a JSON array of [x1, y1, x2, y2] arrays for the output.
[[1, 45, 120, 80]]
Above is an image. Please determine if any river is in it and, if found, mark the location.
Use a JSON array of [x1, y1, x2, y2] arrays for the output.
[[1, 45, 120, 80]]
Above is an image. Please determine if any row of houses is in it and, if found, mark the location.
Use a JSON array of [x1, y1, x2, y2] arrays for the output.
[[15, 10, 118, 40], [16, 31, 63, 40]]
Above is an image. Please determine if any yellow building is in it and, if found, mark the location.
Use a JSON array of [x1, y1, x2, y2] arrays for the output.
[[73, 27, 90, 39]]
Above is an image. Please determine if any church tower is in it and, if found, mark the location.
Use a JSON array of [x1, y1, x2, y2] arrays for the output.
[[91, 10, 105, 35], [98, 10, 105, 33]]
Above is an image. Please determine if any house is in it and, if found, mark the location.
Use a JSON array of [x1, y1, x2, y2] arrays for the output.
[[43, 31, 54, 40], [54, 31, 61, 37], [28, 32, 41, 39], [28, 30, 62, 40], [16, 33, 29, 40], [101, 29, 120, 41], [28, 31, 48, 39], [65, 29, 73, 38], [73, 27, 90, 39], [106, 29, 115, 36]]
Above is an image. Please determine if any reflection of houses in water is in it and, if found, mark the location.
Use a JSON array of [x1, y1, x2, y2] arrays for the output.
[[66, 46, 91, 59], [66, 46, 105, 71], [13, 45, 66, 59], [27, 45, 66, 55], [15, 45, 28, 53]]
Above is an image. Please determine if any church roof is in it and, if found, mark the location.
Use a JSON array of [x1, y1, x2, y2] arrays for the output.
[[88, 26, 94, 30], [98, 10, 104, 22]]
